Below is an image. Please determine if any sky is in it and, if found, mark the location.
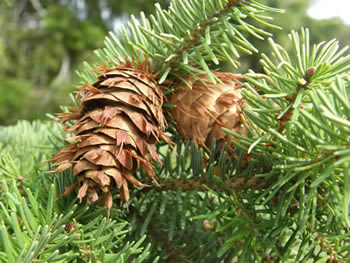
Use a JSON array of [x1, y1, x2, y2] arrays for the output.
[[308, 0, 350, 25]]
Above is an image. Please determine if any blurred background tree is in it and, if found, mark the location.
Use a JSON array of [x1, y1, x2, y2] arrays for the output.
[[0, 0, 349, 125], [0, 0, 170, 125]]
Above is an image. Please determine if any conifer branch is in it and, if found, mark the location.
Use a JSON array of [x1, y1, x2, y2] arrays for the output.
[[277, 66, 315, 133], [79, 0, 283, 84], [231, 27, 350, 233], [164, 0, 245, 73], [2, 0, 350, 259], [150, 175, 268, 192]]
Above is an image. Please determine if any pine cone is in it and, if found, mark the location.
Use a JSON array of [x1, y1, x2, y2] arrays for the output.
[[51, 60, 171, 216], [169, 72, 247, 153]]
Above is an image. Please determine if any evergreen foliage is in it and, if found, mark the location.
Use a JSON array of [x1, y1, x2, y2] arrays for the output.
[[0, 121, 155, 262], [80, 0, 283, 85], [0, 0, 350, 262]]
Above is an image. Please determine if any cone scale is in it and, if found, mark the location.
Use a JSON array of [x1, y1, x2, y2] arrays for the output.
[[51, 60, 171, 216]]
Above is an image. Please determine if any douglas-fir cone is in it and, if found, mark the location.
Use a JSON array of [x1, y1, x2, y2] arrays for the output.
[[169, 72, 248, 153], [50, 60, 171, 216]]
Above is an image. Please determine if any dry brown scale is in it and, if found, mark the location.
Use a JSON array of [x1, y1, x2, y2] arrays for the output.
[[50, 60, 172, 216]]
